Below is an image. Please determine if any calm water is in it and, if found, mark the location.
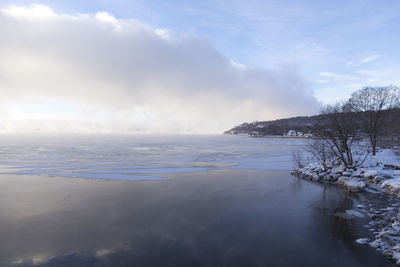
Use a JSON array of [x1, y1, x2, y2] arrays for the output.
[[0, 135, 395, 266]]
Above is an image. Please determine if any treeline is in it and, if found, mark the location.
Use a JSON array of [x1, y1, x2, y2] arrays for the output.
[[310, 86, 400, 169], [224, 115, 326, 136]]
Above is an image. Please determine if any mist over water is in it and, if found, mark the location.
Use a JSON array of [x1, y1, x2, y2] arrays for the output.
[[0, 135, 307, 180]]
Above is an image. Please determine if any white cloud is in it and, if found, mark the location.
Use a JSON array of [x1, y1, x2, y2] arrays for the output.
[[230, 60, 246, 70], [2, 3, 56, 18], [360, 54, 381, 64], [0, 4, 320, 134], [317, 72, 357, 81], [355, 69, 382, 76], [318, 72, 337, 78], [346, 54, 383, 68], [314, 67, 400, 104], [95, 11, 121, 31], [154, 28, 172, 40]]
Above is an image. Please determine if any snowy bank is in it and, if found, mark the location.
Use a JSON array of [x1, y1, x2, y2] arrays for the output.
[[292, 148, 400, 264], [293, 148, 400, 195]]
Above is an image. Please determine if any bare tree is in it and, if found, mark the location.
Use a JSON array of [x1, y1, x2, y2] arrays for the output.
[[313, 102, 365, 168], [349, 86, 399, 155], [292, 149, 306, 169], [306, 138, 332, 171]]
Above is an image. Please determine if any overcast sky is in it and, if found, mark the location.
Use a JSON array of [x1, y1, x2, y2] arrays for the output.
[[0, 0, 399, 134]]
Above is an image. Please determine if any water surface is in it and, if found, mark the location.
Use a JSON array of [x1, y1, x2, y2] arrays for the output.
[[0, 135, 306, 180], [0, 135, 394, 266]]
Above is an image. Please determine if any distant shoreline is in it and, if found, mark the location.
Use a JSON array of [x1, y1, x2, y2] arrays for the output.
[[224, 134, 310, 139]]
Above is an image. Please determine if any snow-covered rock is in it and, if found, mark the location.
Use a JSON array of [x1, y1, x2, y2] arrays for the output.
[[374, 176, 386, 184], [319, 172, 327, 178], [370, 239, 384, 248], [382, 178, 400, 195], [311, 173, 320, 182], [337, 176, 350, 185], [364, 170, 378, 179], [351, 169, 364, 178], [322, 175, 333, 182], [345, 180, 366, 192], [331, 165, 345, 174], [329, 173, 341, 180], [356, 238, 369, 244], [337, 177, 366, 192], [392, 252, 400, 265]]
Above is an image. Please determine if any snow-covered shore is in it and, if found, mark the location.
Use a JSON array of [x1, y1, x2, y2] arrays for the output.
[[292, 148, 400, 265]]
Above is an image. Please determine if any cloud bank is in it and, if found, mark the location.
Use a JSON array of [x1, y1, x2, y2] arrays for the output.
[[0, 4, 320, 134]]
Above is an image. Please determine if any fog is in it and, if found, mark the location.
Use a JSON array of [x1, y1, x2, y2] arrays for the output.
[[0, 4, 320, 134]]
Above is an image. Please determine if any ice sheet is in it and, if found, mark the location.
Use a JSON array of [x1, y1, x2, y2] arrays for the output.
[[0, 135, 308, 180]]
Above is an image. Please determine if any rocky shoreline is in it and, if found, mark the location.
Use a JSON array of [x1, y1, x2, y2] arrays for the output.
[[292, 149, 400, 265]]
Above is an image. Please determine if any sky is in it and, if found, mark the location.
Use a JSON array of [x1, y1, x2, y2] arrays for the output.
[[0, 0, 399, 134]]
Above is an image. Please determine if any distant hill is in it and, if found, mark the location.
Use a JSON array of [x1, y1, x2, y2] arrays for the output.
[[225, 108, 400, 137], [224, 114, 327, 136]]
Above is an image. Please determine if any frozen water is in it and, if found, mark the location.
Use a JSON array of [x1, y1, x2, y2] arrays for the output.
[[0, 135, 308, 181]]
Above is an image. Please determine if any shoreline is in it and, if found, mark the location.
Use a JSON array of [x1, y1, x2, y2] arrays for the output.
[[224, 133, 311, 139], [292, 148, 400, 265]]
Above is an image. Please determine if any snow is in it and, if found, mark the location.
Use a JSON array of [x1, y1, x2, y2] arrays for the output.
[[356, 238, 369, 244], [337, 177, 366, 192], [382, 178, 400, 195], [364, 170, 378, 179], [342, 171, 353, 176], [364, 149, 400, 169], [393, 252, 400, 265], [344, 180, 366, 192]]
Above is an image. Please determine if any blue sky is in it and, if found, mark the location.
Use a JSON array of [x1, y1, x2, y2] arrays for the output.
[[0, 0, 399, 133]]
